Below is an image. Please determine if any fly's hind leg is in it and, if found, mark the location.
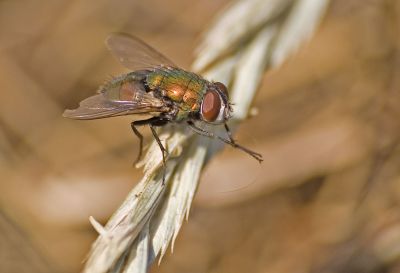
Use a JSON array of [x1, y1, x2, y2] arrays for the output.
[[131, 117, 167, 163], [149, 119, 169, 184], [132, 117, 169, 184], [131, 122, 144, 163]]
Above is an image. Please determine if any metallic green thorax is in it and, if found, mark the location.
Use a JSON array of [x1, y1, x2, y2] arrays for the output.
[[146, 68, 207, 120]]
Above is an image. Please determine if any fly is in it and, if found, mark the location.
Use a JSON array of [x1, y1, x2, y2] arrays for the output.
[[63, 33, 263, 181]]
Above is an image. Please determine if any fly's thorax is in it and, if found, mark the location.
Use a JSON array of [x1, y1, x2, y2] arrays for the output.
[[146, 68, 207, 114]]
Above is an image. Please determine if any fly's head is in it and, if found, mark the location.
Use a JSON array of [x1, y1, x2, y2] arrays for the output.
[[200, 82, 232, 125]]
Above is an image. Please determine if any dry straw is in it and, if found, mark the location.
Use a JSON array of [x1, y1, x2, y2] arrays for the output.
[[83, 0, 330, 272]]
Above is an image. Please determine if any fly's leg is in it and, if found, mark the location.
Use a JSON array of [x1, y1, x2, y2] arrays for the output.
[[131, 122, 144, 163], [187, 121, 215, 138], [187, 121, 263, 163], [222, 123, 263, 163], [149, 124, 168, 184], [223, 123, 234, 140], [131, 117, 168, 164]]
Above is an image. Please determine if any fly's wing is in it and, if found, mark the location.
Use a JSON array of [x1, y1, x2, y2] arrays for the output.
[[63, 79, 170, 120], [106, 33, 176, 71]]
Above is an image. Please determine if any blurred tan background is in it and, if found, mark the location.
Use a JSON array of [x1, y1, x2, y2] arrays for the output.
[[1, 0, 400, 273]]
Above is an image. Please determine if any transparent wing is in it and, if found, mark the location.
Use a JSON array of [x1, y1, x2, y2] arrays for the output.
[[63, 82, 169, 120], [105, 33, 176, 71]]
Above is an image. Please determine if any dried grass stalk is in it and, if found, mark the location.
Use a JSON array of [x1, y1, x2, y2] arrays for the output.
[[82, 0, 330, 272]]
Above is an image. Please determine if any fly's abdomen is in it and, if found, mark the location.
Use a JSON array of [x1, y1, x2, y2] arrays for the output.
[[100, 72, 147, 102]]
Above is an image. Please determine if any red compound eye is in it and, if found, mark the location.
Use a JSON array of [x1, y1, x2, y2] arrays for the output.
[[201, 90, 221, 122]]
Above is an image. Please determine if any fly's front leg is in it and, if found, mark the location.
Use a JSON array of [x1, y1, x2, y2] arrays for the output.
[[187, 121, 263, 163], [223, 123, 234, 140], [187, 120, 215, 138], [222, 123, 263, 163]]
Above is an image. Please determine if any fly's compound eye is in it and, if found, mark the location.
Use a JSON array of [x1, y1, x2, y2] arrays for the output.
[[201, 90, 222, 122], [214, 82, 229, 98]]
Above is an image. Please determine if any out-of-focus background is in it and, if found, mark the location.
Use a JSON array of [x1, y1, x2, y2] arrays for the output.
[[1, 0, 400, 273]]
